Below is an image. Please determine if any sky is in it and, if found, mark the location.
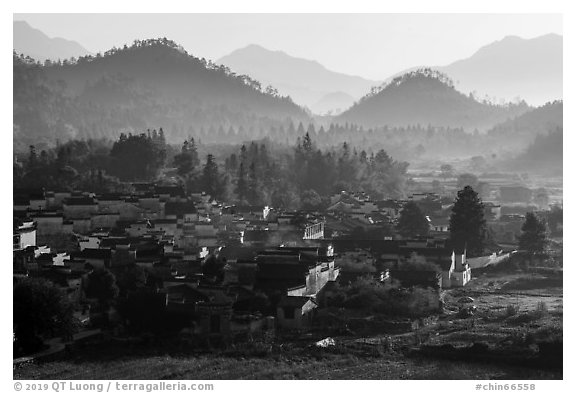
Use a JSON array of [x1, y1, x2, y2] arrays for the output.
[[13, 13, 562, 81]]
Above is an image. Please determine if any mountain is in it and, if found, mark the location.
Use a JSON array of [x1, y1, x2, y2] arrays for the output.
[[384, 34, 562, 106], [503, 128, 563, 176], [488, 100, 562, 137], [13, 20, 92, 62], [482, 100, 563, 155], [338, 69, 531, 130], [441, 34, 562, 106], [218, 44, 378, 113], [13, 39, 309, 149]]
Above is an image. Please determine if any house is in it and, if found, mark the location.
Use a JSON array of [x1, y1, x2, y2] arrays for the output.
[[72, 248, 113, 269], [194, 289, 234, 337], [428, 216, 450, 233], [154, 185, 186, 202], [276, 296, 317, 330], [255, 246, 338, 297], [91, 212, 120, 230], [374, 200, 404, 220], [14, 188, 46, 211], [29, 212, 64, 236], [63, 197, 99, 219], [13, 218, 37, 251], [164, 201, 197, 223]]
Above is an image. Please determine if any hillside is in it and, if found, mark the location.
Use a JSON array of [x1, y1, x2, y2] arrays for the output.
[[13, 39, 309, 149], [218, 44, 377, 113], [13, 21, 92, 62], [487, 101, 562, 137], [383, 34, 562, 106], [338, 69, 531, 130], [503, 128, 563, 176]]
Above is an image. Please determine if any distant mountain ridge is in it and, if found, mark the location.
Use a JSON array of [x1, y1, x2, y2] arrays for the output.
[[13, 20, 92, 62], [383, 34, 562, 106], [13, 39, 309, 149], [218, 44, 378, 114], [338, 69, 531, 130]]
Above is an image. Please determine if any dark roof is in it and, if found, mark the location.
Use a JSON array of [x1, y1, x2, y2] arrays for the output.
[[97, 193, 124, 201], [154, 185, 185, 197], [166, 284, 210, 303], [164, 201, 197, 216], [217, 246, 258, 261], [74, 248, 112, 260], [14, 187, 45, 201]]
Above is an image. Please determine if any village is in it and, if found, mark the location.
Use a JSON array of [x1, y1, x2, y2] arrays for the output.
[[12, 174, 563, 380]]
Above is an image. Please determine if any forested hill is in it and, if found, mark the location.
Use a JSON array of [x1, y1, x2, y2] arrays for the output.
[[13, 39, 309, 150], [503, 128, 563, 176], [487, 100, 562, 137], [338, 69, 531, 130]]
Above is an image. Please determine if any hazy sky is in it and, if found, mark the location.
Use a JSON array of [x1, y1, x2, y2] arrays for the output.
[[13, 14, 562, 80]]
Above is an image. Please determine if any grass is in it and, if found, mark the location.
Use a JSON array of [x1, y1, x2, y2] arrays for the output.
[[13, 351, 562, 380]]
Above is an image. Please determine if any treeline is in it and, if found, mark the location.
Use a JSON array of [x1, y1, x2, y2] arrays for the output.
[[14, 130, 171, 192], [14, 131, 409, 208], [166, 121, 553, 162]]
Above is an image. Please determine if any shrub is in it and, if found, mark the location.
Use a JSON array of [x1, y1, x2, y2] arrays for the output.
[[505, 304, 519, 317], [535, 301, 548, 317], [340, 277, 439, 317]]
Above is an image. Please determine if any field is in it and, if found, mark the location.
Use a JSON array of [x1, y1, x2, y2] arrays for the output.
[[14, 270, 562, 380]]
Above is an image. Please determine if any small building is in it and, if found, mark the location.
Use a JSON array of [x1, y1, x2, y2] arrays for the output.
[[276, 296, 317, 330]]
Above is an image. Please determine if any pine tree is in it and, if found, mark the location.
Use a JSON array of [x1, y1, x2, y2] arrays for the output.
[[202, 154, 220, 198], [235, 163, 248, 205], [397, 201, 430, 238], [27, 145, 37, 171], [449, 186, 486, 257], [518, 212, 548, 254], [302, 132, 313, 154], [247, 162, 259, 205]]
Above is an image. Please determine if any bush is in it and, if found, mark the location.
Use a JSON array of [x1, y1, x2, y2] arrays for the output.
[[339, 277, 439, 318], [535, 301, 548, 317], [13, 278, 77, 356], [506, 304, 519, 317]]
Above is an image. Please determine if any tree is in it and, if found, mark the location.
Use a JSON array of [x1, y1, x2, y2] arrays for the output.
[[173, 140, 194, 176], [247, 162, 260, 204], [449, 186, 486, 257], [518, 212, 548, 254], [84, 269, 119, 310], [300, 189, 323, 210], [13, 278, 77, 355], [201, 154, 221, 198], [235, 162, 248, 204], [397, 201, 430, 238], [440, 164, 453, 179], [109, 133, 165, 181]]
